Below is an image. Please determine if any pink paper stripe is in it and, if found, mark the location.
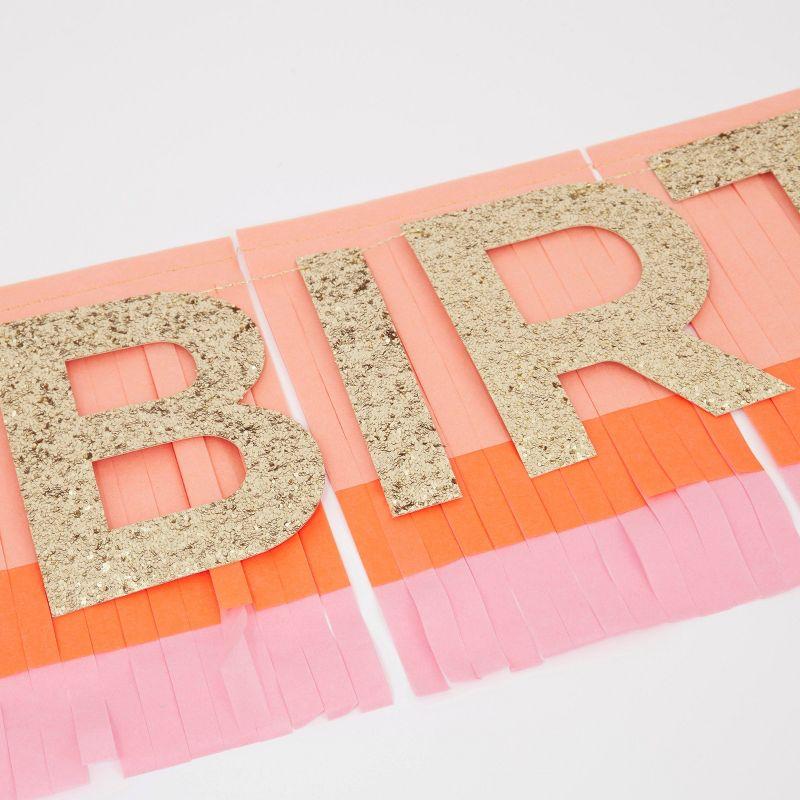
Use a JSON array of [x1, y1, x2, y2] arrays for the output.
[[240, 612, 292, 740], [374, 581, 448, 695], [125, 641, 191, 769], [588, 517, 667, 628], [255, 606, 325, 727], [709, 475, 786, 596], [676, 483, 759, 604], [494, 542, 573, 656], [321, 588, 392, 710], [404, 570, 475, 682], [288, 595, 358, 718], [646, 493, 727, 614], [27, 664, 87, 793], [616, 505, 696, 621], [0, 706, 16, 800], [464, 551, 542, 670], [93, 649, 156, 777], [559, 526, 637, 636], [219, 608, 273, 736], [192, 625, 260, 747], [436, 560, 508, 677], [61, 655, 116, 765], [523, 534, 604, 646], [0, 672, 52, 799], [760, 466, 800, 584], [159, 631, 225, 757]]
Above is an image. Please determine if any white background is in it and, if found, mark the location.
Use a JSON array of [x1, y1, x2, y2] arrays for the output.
[[2, 1, 800, 798]]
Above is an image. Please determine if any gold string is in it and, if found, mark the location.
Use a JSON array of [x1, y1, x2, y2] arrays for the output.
[[0, 165, 653, 318]]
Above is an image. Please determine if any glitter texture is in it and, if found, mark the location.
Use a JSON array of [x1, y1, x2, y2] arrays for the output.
[[0, 292, 324, 616], [301, 248, 459, 514], [650, 109, 800, 210], [404, 182, 790, 478]]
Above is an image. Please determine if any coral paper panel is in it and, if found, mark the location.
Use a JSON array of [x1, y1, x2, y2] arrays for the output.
[[0, 238, 388, 797], [240, 97, 800, 696]]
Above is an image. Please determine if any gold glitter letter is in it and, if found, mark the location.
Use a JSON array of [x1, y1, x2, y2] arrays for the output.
[[650, 109, 800, 210], [301, 248, 459, 515], [404, 183, 789, 477], [0, 292, 324, 615]]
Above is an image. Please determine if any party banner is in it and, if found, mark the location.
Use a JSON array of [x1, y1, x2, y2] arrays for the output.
[[0, 89, 798, 796]]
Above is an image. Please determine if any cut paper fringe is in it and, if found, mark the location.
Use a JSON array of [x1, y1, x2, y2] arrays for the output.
[[0, 248, 389, 798], [0, 594, 387, 796], [239, 89, 800, 696], [588, 90, 800, 587]]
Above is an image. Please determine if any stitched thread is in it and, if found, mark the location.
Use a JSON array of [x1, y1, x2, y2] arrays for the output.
[[0, 165, 653, 318]]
